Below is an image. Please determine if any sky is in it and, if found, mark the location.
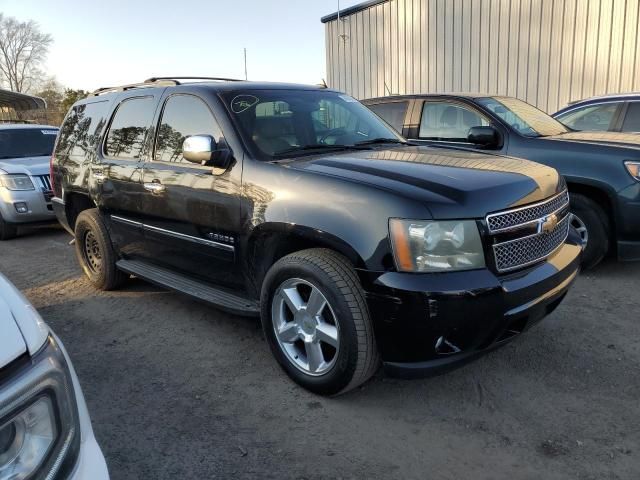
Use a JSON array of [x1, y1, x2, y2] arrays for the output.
[[0, 0, 360, 92]]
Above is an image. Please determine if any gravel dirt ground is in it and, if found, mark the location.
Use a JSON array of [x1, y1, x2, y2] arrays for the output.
[[1, 226, 639, 480]]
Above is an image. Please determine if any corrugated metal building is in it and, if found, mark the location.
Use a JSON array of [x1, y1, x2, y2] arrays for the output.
[[322, 0, 640, 113]]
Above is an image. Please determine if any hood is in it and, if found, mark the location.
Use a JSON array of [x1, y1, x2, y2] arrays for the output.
[[0, 273, 49, 367], [0, 155, 51, 176], [286, 146, 562, 218], [546, 131, 640, 150]]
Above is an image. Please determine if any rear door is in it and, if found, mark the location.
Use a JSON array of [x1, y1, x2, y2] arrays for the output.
[[97, 93, 162, 256], [138, 92, 243, 288]]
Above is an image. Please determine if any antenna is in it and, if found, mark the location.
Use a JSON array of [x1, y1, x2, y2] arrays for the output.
[[244, 48, 248, 81]]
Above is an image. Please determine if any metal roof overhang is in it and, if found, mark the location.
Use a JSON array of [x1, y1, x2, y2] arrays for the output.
[[0, 89, 46, 111], [321, 0, 389, 23]]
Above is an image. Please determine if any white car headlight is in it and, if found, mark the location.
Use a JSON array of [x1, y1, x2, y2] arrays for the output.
[[389, 219, 486, 272], [0, 397, 57, 479], [0, 337, 80, 479], [0, 174, 35, 191]]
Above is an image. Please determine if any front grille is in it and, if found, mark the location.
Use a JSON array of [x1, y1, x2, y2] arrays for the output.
[[487, 190, 571, 273], [34, 175, 53, 203], [493, 214, 570, 272], [487, 190, 569, 233]]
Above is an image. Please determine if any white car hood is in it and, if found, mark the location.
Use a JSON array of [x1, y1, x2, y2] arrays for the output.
[[0, 273, 48, 367], [0, 155, 51, 176]]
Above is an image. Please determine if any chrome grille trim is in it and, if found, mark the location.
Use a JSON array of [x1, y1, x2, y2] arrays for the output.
[[493, 214, 571, 273], [486, 190, 570, 233], [35, 174, 52, 191]]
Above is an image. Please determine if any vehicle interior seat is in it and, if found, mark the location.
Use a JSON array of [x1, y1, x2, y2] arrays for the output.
[[252, 119, 295, 155]]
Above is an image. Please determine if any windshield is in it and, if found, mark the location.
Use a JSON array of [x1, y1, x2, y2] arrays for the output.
[[0, 128, 58, 159], [476, 97, 569, 137], [222, 89, 404, 159]]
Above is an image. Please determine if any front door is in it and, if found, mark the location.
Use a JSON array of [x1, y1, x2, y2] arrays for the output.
[[409, 100, 505, 153], [138, 93, 243, 289]]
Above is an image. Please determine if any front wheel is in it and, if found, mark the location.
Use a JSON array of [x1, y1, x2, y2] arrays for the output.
[[0, 213, 18, 241], [74, 209, 127, 290], [260, 249, 379, 395], [569, 193, 610, 269]]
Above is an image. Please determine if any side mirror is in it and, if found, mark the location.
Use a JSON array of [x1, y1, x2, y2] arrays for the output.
[[182, 135, 230, 169], [467, 126, 500, 148]]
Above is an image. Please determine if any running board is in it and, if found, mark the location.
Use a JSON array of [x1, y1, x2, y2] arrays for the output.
[[116, 259, 259, 316]]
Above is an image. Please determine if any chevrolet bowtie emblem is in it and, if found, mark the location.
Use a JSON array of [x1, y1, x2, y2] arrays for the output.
[[540, 213, 559, 234]]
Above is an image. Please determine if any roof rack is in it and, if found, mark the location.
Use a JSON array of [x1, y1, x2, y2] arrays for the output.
[[90, 76, 243, 97], [145, 76, 243, 83]]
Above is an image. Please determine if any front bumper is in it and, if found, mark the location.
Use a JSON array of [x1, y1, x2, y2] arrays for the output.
[[0, 186, 56, 224], [361, 233, 582, 378]]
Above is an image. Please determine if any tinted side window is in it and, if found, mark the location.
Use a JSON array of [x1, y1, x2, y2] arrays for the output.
[[56, 101, 109, 158], [419, 102, 488, 141], [155, 95, 223, 163], [557, 103, 620, 131], [104, 97, 155, 159], [367, 101, 408, 133], [622, 102, 640, 132]]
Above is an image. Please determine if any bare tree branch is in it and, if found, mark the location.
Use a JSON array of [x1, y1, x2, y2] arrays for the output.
[[0, 14, 52, 93]]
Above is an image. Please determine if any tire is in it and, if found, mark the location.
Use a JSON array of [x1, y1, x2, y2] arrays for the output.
[[0, 213, 18, 241], [570, 193, 610, 269], [260, 248, 379, 395], [74, 208, 127, 290]]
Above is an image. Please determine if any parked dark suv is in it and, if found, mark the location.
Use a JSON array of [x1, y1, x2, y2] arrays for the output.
[[51, 78, 581, 394], [364, 94, 640, 268]]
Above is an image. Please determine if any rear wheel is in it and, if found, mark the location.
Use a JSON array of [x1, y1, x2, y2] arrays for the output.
[[74, 209, 127, 290], [0, 213, 17, 241], [569, 193, 610, 269], [261, 248, 379, 395]]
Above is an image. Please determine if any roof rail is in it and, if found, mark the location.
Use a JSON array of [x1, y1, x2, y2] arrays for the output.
[[89, 76, 243, 97], [89, 79, 178, 97], [144, 76, 243, 83]]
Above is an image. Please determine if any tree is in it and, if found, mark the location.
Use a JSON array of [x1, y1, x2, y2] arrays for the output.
[[0, 14, 52, 93], [61, 89, 89, 115]]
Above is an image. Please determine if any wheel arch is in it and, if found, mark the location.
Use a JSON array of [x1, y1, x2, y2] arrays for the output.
[[64, 192, 96, 231], [245, 222, 368, 297]]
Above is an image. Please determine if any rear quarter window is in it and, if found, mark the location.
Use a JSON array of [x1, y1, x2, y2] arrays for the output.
[[367, 101, 408, 133], [56, 101, 110, 159]]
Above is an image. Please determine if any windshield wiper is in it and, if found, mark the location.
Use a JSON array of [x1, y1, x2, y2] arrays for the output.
[[272, 144, 364, 157], [353, 138, 408, 146]]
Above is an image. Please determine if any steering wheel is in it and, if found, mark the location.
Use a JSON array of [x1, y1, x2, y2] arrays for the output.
[[319, 128, 347, 144]]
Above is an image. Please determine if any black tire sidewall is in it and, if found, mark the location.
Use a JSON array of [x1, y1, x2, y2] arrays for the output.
[[261, 260, 359, 395], [74, 210, 120, 289], [0, 213, 17, 241], [570, 194, 609, 269]]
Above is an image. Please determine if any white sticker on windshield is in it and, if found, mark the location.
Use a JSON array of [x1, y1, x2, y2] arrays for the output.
[[231, 95, 259, 113], [339, 94, 357, 103], [41, 130, 57, 135]]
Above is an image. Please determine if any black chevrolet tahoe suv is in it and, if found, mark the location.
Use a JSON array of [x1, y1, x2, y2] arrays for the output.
[[51, 78, 582, 395], [364, 94, 640, 269]]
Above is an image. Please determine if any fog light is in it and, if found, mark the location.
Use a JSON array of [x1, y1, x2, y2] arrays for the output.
[[14, 202, 28, 213]]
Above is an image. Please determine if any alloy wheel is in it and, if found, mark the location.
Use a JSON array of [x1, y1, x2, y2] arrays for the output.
[[271, 278, 340, 376], [571, 213, 589, 248]]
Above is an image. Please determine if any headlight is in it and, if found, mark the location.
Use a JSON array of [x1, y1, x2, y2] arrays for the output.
[[0, 337, 80, 480], [624, 161, 640, 181], [389, 219, 486, 272], [0, 397, 57, 479], [0, 174, 35, 191]]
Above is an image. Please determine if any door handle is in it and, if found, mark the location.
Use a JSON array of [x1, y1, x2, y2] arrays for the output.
[[143, 181, 166, 194]]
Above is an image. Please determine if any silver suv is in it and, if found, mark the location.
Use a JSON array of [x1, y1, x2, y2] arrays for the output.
[[0, 124, 58, 240]]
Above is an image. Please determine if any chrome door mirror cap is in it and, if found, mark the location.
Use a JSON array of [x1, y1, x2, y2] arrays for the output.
[[182, 135, 216, 164]]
